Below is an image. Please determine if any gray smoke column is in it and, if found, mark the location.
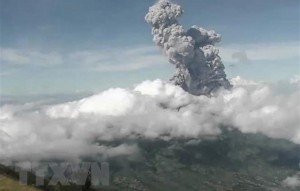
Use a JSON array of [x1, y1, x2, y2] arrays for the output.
[[145, 0, 231, 95]]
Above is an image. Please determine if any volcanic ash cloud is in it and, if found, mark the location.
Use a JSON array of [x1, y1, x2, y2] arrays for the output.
[[145, 0, 231, 95]]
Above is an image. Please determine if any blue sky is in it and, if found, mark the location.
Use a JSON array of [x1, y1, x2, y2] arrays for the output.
[[0, 0, 299, 96]]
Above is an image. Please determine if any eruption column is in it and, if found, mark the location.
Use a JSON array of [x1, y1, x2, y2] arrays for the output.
[[145, 0, 231, 95]]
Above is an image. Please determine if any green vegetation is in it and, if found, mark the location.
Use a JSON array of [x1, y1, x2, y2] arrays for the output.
[[0, 175, 42, 191]]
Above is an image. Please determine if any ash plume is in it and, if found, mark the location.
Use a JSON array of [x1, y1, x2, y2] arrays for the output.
[[145, 0, 231, 95]]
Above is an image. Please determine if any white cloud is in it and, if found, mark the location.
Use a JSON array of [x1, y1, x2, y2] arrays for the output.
[[2, 42, 299, 70], [0, 77, 299, 162], [0, 48, 63, 66], [0, 69, 16, 76], [290, 74, 300, 85], [0, 46, 167, 71], [220, 42, 300, 63], [69, 46, 166, 71], [282, 173, 300, 189]]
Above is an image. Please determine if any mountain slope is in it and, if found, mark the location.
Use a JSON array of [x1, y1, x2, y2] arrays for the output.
[[1, 129, 299, 191]]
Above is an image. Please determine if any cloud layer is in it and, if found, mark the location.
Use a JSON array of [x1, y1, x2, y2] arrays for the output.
[[0, 48, 63, 66], [0, 46, 166, 71], [283, 173, 300, 189], [0, 77, 299, 162], [219, 42, 300, 63], [1, 41, 299, 69]]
